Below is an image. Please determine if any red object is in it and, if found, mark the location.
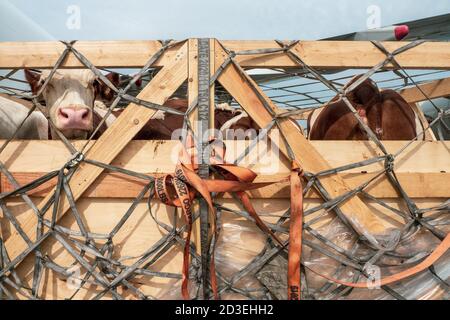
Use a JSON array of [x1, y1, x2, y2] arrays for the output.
[[394, 25, 409, 40], [135, 78, 142, 87]]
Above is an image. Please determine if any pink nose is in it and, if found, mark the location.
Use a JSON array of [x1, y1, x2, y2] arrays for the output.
[[57, 106, 92, 130]]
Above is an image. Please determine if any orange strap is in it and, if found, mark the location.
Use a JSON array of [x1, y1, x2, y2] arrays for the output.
[[307, 232, 449, 288], [288, 161, 304, 300], [154, 137, 305, 300]]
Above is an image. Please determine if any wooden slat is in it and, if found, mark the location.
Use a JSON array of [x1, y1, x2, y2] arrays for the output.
[[7, 196, 445, 299], [1, 40, 450, 69], [2, 171, 448, 199], [215, 40, 391, 236], [398, 77, 450, 103], [1, 140, 447, 174], [3, 42, 189, 263], [0, 41, 180, 69], [221, 40, 450, 69]]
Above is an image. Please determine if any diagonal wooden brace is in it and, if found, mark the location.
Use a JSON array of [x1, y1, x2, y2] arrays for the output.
[[214, 40, 388, 237], [4, 42, 189, 263]]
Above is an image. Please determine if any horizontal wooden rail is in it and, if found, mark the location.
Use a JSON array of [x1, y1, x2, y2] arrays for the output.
[[1, 171, 448, 199], [0, 41, 180, 69], [1, 40, 450, 69], [221, 40, 450, 69], [398, 76, 450, 103], [0, 140, 448, 199]]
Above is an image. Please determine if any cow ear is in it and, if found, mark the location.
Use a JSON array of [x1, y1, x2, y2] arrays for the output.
[[95, 72, 120, 102], [24, 69, 41, 95], [106, 72, 120, 86], [354, 79, 379, 105]]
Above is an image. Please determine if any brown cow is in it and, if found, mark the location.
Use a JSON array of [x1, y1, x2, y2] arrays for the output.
[[108, 99, 257, 140], [308, 75, 423, 140]]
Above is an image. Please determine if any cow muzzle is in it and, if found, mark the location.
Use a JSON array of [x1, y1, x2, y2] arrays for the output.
[[56, 105, 92, 131]]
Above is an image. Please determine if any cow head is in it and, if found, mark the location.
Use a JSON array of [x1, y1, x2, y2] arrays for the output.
[[344, 74, 380, 106], [25, 69, 119, 139]]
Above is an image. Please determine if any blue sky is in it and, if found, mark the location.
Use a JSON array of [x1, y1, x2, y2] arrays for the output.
[[1, 0, 449, 40]]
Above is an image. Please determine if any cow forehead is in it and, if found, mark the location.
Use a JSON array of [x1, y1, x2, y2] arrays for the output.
[[40, 69, 97, 88]]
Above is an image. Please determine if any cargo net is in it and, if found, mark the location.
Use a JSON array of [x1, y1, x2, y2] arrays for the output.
[[0, 39, 448, 300]]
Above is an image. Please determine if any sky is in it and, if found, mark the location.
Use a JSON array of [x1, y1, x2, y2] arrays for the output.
[[0, 0, 449, 120], [0, 0, 449, 41]]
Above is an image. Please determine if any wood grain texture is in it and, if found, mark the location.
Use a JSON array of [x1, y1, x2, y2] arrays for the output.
[[2, 42, 189, 264], [1, 40, 449, 69], [216, 40, 395, 236], [0, 41, 181, 69], [2, 171, 448, 199], [221, 40, 450, 69], [398, 77, 450, 103]]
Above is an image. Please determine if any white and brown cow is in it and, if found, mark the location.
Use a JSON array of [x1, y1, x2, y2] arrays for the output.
[[0, 69, 257, 141], [0, 94, 48, 139], [22, 69, 257, 140], [24, 69, 119, 139]]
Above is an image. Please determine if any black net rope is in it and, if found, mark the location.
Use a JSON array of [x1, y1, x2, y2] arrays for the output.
[[0, 39, 448, 300]]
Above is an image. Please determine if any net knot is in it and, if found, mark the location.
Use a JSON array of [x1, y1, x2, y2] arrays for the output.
[[65, 151, 85, 169], [384, 154, 395, 172]]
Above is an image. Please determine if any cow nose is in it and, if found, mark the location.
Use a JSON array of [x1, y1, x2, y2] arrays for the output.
[[57, 106, 92, 130]]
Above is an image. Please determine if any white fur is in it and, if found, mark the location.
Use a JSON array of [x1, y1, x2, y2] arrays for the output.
[[0, 96, 48, 139], [39, 70, 97, 136]]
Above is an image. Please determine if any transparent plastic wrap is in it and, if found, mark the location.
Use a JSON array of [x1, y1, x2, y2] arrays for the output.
[[214, 208, 270, 300], [300, 214, 449, 300], [213, 200, 449, 300]]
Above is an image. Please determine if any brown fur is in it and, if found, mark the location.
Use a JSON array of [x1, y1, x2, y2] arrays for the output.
[[308, 76, 417, 140], [94, 99, 258, 140]]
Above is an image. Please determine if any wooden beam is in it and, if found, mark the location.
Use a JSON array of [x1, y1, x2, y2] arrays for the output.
[[0, 41, 181, 69], [7, 195, 445, 299], [221, 40, 450, 69], [2, 171, 448, 199], [215, 40, 393, 236], [3, 42, 189, 263], [1, 40, 450, 69], [1, 139, 445, 170], [398, 77, 450, 103], [1, 140, 447, 196]]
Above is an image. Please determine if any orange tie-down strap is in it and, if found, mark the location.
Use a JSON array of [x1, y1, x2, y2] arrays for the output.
[[152, 138, 304, 300], [151, 139, 450, 299], [306, 232, 450, 289]]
